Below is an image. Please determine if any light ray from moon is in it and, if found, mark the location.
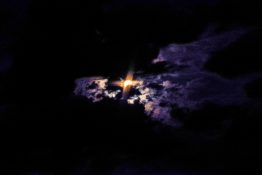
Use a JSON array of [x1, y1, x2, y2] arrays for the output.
[[112, 70, 141, 99]]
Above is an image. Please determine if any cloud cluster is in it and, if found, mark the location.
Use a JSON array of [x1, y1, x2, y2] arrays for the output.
[[74, 28, 260, 127]]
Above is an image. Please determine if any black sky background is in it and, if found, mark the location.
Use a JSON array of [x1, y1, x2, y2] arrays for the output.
[[0, 0, 262, 174]]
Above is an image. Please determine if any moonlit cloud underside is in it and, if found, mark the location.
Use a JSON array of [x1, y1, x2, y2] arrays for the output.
[[74, 28, 261, 127]]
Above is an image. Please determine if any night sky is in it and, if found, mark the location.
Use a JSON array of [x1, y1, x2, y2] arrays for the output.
[[0, 0, 262, 175]]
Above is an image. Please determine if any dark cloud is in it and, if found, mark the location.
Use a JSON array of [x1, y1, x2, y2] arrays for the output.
[[0, 50, 12, 73]]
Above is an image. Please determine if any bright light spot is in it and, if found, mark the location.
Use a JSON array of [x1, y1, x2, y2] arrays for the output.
[[111, 69, 143, 100], [123, 80, 133, 88]]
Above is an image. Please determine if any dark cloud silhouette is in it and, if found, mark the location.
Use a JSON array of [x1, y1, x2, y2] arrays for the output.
[[0, 50, 12, 73]]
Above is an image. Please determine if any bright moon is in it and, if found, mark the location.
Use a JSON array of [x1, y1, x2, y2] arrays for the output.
[[123, 80, 133, 88]]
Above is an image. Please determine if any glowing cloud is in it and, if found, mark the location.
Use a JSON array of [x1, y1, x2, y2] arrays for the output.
[[74, 28, 261, 128]]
